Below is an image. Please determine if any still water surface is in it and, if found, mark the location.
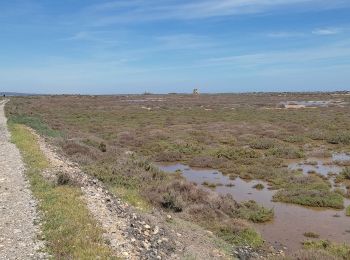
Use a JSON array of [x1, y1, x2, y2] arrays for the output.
[[156, 162, 350, 252]]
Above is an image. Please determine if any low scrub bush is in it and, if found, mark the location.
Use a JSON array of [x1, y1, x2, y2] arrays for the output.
[[146, 178, 270, 247], [327, 132, 350, 145], [346, 206, 350, 216], [162, 192, 184, 212], [309, 150, 332, 158], [189, 155, 228, 168], [143, 140, 203, 159], [273, 188, 344, 209], [117, 131, 138, 147], [283, 135, 306, 144], [202, 181, 217, 188], [268, 145, 304, 159], [340, 167, 350, 180], [308, 129, 326, 141], [60, 140, 98, 164], [334, 188, 346, 197], [335, 168, 350, 183], [236, 200, 273, 223], [302, 240, 350, 259], [303, 232, 320, 238], [252, 183, 265, 190], [215, 147, 260, 160], [291, 249, 340, 260], [216, 223, 264, 248], [98, 142, 107, 152], [249, 138, 276, 149], [154, 151, 182, 162], [57, 172, 72, 186]]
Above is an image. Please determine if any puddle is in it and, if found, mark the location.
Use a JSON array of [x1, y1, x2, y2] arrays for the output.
[[288, 153, 350, 176], [288, 153, 350, 192], [156, 163, 350, 252], [278, 100, 346, 109], [333, 153, 350, 162], [288, 159, 342, 176]]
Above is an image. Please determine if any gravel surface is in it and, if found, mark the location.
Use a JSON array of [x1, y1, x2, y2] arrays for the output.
[[0, 100, 46, 260]]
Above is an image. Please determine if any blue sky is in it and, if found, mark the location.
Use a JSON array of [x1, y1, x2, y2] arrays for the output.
[[1, 0, 350, 94]]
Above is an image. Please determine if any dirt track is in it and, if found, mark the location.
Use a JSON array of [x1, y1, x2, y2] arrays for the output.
[[0, 100, 45, 259]]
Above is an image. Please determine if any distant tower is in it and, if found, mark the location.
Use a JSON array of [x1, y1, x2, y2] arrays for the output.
[[193, 88, 199, 95]]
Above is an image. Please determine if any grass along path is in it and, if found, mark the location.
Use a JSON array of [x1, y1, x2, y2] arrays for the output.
[[9, 123, 116, 259]]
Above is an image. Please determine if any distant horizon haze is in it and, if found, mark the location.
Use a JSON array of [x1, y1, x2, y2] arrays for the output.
[[1, 89, 350, 96]]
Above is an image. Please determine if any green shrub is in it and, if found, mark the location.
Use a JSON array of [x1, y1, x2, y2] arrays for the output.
[[308, 129, 326, 140], [269, 146, 304, 159], [57, 172, 72, 186], [236, 200, 274, 223], [273, 188, 344, 209], [202, 181, 217, 188], [283, 135, 306, 143], [98, 142, 107, 152], [217, 226, 264, 248], [302, 240, 350, 259], [215, 147, 260, 160], [303, 232, 320, 238], [341, 168, 350, 179], [334, 188, 346, 197], [335, 168, 350, 183], [161, 192, 184, 212], [249, 138, 275, 149], [327, 132, 350, 145], [346, 206, 350, 217], [9, 115, 61, 137], [252, 183, 265, 190]]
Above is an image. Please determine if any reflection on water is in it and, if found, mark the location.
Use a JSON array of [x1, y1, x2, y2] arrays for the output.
[[288, 153, 350, 176], [333, 153, 350, 162], [279, 100, 341, 108], [288, 159, 342, 176], [156, 163, 350, 252]]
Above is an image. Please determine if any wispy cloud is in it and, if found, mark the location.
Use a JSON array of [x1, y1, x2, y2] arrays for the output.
[[265, 26, 346, 38], [65, 31, 90, 41], [312, 27, 343, 35], [266, 31, 305, 38], [155, 34, 213, 50], [84, 0, 350, 25], [61, 30, 126, 50], [202, 40, 350, 69]]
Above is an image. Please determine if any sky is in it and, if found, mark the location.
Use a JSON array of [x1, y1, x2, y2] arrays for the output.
[[0, 0, 350, 94]]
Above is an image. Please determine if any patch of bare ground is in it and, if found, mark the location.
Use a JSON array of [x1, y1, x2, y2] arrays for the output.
[[29, 128, 238, 259]]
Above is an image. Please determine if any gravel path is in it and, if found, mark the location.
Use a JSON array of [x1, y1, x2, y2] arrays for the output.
[[0, 100, 45, 260]]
